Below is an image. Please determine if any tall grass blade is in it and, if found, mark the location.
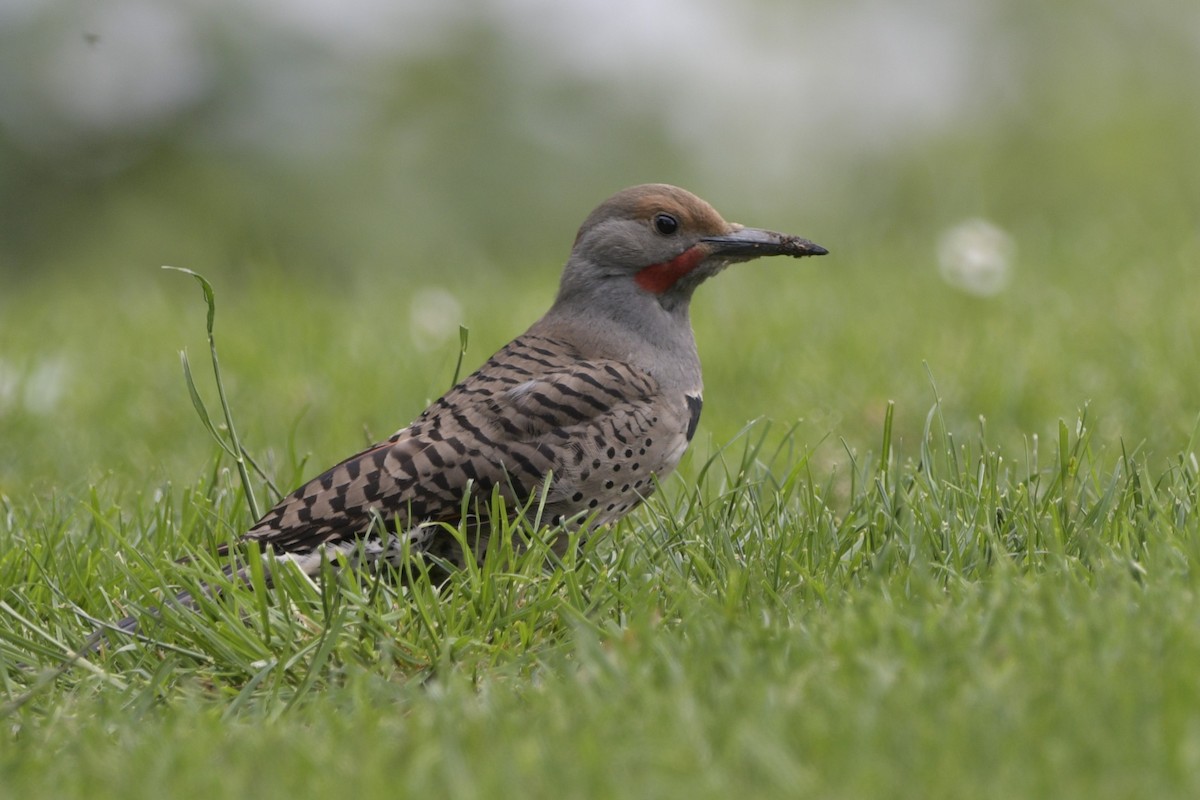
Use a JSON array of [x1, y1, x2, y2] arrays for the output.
[[164, 266, 262, 521]]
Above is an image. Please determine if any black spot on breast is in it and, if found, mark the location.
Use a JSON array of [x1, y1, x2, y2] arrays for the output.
[[685, 394, 703, 441]]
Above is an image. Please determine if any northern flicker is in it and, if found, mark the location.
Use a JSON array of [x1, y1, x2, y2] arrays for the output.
[[244, 184, 827, 578]]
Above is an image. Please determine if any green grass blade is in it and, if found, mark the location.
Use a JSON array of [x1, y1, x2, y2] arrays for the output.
[[164, 265, 262, 521]]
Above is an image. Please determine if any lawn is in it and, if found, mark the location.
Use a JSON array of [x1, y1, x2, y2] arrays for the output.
[[3, 200, 1199, 796], [3, 6, 1200, 797]]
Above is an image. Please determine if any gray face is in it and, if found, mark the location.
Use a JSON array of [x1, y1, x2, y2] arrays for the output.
[[564, 184, 827, 303]]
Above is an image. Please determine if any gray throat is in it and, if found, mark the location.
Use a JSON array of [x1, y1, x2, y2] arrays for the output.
[[534, 278, 703, 395]]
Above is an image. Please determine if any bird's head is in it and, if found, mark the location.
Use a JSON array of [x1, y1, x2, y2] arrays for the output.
[[559, 184, 827, 311]]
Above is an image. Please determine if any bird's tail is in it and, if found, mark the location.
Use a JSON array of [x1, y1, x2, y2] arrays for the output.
[[102, 586, 201, 644], [90, 536, 403, 657], [2, 555, 286, 718], [96, 557, 276, 649]]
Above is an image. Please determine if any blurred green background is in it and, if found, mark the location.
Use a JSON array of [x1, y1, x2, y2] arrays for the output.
[[1, 0, 1197, 492]]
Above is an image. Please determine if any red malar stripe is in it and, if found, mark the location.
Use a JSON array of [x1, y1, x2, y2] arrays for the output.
[[633, 246, 705, 294]]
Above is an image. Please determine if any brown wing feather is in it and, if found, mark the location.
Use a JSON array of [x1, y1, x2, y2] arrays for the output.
[[242, 334, 662, 555]]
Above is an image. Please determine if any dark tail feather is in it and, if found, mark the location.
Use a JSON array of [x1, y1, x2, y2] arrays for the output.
[[2, 560, 281, 718], [88, 586, 197, 652], [3, 583, 219, 718], [99, 586, 196, 644], [93, 561, 269, 650]]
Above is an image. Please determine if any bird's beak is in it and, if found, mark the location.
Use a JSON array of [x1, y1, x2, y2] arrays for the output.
[[701, 226, 828, 259]]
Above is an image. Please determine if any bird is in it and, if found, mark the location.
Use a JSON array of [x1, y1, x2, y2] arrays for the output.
[[241, 183, 827, 579], [104, 184, 828, 641]]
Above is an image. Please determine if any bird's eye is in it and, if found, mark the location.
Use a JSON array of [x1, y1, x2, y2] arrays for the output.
[[653, 213, 679, 235]]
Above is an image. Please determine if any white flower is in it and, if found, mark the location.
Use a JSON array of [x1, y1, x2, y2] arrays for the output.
[[937, 219, 1015, 297]]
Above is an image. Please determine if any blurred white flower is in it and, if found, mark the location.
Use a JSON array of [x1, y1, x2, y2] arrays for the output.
[[23, 356, 69, 414], [0, 360, 17, 412], [0, 355, 70, 415], [409, 287, 463, 352], [937, 218, 1015, 297]]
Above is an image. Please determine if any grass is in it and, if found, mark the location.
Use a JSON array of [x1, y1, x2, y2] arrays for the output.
[[3, 323, 1200, 797], [2, 102, 1199, 796]]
